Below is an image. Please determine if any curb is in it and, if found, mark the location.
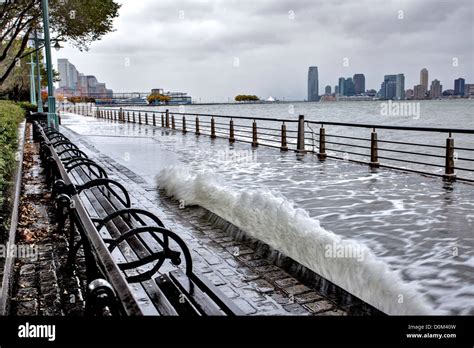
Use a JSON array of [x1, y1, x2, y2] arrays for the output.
[[0, 120, 27, 315]]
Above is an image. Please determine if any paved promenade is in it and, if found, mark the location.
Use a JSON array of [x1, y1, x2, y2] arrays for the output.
[[59, 114, 347, 316]]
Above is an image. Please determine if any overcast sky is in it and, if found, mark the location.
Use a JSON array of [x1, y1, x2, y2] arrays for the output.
[[52, 0, 474, 102]]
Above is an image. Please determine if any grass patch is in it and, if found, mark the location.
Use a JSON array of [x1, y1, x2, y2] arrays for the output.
[[0, 101, 24, 208]]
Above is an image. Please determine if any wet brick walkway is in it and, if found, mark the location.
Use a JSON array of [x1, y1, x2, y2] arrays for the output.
[[10, 125, 86, 316], [61, 123, 347, 316]]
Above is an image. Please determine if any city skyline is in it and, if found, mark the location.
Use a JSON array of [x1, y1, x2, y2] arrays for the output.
[[56, 58, 113, 98], [52, 0, 473, 102]]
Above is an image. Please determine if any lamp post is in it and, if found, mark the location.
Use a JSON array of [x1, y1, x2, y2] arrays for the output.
[[28, 54, 36, 105], [41, 0, 58, 128], [34, 30, 44, 113]]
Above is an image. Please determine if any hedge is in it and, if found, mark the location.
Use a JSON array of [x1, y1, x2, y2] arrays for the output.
[[0, 101, 24, 208]]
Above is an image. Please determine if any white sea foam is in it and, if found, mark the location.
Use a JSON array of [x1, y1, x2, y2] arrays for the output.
[[156, 166, 440, 315]]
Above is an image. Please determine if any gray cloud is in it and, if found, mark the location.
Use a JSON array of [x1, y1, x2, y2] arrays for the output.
[[53, 0, 474, 101]]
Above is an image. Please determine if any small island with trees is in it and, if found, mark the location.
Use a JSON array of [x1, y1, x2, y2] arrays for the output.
[[147, 92, 171, 105], [234, 94, 260, 102]]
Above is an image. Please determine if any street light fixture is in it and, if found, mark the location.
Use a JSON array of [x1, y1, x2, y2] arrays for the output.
[[54, 41, 62, 52]]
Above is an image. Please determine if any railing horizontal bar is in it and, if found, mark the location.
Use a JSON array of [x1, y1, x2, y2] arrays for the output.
[[378, 147, 445, 158], [325, 141, 372, 150], [457, 157, 474, 162], [324, 134, 371, 142], [378, 139, 445, 149], [168, 112, 299, 122], [377, 156, 442, 167], [454, 166, 474, 172], [455, 147, 474, 152], [307, 120, 474, 134], [325, 148, 369, 157]]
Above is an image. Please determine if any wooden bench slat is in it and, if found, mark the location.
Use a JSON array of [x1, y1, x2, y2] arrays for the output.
[[169, 270, 224, 316], [155, 274, 202, 316]]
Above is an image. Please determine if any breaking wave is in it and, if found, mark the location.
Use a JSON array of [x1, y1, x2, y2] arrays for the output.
[[157, 166, 440, 315]]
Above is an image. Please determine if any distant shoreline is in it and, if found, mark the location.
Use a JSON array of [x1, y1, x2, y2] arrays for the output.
[[98, 98, 473, 108]]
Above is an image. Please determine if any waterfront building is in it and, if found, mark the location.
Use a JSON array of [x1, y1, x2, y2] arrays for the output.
[[353, 74, 366, 95], [413, 84, 425, 99], [464, 84, 474, 98], [420, 68, 429, 93], [149, 88, 192, 105], [405, 89, 414, 99], [366, 89, 377, 97], [381, 75, 397, 99], [338, 77, 345, 96], [56, 58, 113, 98], [429, 79, 442, 99], [325, 85, 331, 95], [395, 74, 405, 100], [454, 78, 465, 96], [307, 66, 319, 101], [335, 85, 339, 95], [344, 78, 355, 96]]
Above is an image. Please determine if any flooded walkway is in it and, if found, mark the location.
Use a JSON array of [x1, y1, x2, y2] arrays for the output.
[[59, 114, 348, 316], [60, 113, 474, 315]]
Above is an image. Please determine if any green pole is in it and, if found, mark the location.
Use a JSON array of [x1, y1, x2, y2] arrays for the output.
[[29, 54, 36, 105], [34, 30, 43, 113], [41, 0, 58, 128]]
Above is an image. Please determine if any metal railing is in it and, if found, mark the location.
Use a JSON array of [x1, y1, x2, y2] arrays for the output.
[[72, 105, 474, 182]]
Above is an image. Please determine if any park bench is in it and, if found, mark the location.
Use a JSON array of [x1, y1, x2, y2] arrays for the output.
[[33, 121, 243, 316]]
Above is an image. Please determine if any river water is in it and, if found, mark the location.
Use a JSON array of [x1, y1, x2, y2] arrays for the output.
[[62, 100, 474, 315]]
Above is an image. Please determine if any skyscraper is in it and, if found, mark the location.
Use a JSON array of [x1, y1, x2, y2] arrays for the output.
[[58, 58, 78, 90], [429, 79, 442, 99], [335, 85, 339, 95], [414, 84, 425, 99], [395, 74, 405, 100], [454, 78, 465, 96], [325, 85, 331, 95], [381, 75, 397, 99], [353, 74, 366, 95], [307, 66, 319, 101], [344, 78, 355, 96], [338, 77, 345, 96], [420, 68, 429, 92]]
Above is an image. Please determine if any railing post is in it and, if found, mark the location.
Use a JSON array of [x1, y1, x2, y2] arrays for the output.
[[252, 120, 258, 147], [161, 113, 164, 127], [370, 128, 379, 168], [229, 119, 235, 143], [119, 107, 123, 121], [195, 115, 200, 135], [443, 132, 456, 181], [211, 117, 216, 138], [318, 125, 327, 160], [172, 114, 175, 129], [182, 116, 187, 133], [133, 112, 136, 123], [153, 113, 156, 126], [138, 112, 142, 124], [165, 109, 170, 128], [280, 122, 288, 151], [145, 112, 148, 125], [296, 115, 305, 152], [127, 111, 130, 122]]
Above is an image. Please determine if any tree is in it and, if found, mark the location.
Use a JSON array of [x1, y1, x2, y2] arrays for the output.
[[147, 93, 171, 104], [0, 0, 120, 85], [0, 41, 59, 101], [235, 94, 259, 102]]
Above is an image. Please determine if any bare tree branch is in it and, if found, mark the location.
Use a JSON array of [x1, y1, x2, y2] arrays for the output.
[[0, 27, 33, 85]]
